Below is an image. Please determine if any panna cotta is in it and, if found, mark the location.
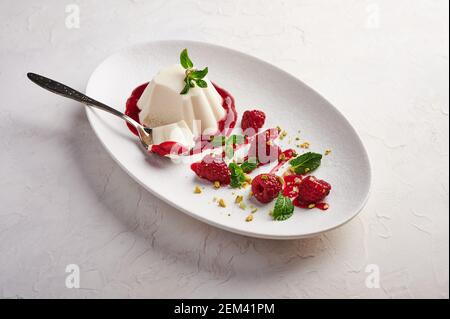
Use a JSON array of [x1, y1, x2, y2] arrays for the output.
[[137, 64, 226, 143], [151, 120, 195, 148]]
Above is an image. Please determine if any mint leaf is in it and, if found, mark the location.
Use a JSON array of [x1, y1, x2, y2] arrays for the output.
[[180, 82, 190, 95], [191, 67, 208, 79], [290, 152, 322, 174], [229, 163, 246, 188], [196, 79, 208, 88], [180, 48, 193, 69], [272, 194, 294, 221], [240, 160, 258, 173]]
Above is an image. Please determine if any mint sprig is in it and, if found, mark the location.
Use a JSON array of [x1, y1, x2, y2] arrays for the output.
[[272, 194, 294, 221], [240, 159, 258, 173], [179, 49, 208, 95], [289, 152, 322, 175], [229, 163, 246, 188]]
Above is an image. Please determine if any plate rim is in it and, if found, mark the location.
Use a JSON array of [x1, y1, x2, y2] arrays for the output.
[[85, 39, 372, 240]]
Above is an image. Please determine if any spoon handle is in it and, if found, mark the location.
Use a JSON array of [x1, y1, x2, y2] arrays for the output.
[[27, 72, 141, 129]]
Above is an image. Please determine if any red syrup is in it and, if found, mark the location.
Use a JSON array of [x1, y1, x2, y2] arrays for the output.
[[124, 82, 238, 156], [293, 198, 330, 211], [125, 83, 147, 136], [269, 148, 297, 174], [151, 141, 189, 157]]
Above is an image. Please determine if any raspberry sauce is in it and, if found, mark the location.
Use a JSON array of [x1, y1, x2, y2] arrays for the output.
[[269, 148, 297, 174], [151, 141, 189, 157], [292, 198, 329, 211], [125, 83, 147, 136]]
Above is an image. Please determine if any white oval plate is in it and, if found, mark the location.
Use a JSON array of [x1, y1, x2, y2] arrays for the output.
[[86, 40, 371, 240]]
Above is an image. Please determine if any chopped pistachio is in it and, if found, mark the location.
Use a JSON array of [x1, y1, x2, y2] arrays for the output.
[[218, 199, 226, 208], [194, 186, 202, 194], [300, 142, 310, 149]]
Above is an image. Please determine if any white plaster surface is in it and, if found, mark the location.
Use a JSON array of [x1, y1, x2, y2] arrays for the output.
[[0, 0, 448, 299]]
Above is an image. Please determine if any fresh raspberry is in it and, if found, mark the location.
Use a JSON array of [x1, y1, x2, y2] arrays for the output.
[[297, 176, 331, 204], [191, 155, 230, 184], [241, 110, 266, 133], [282, 175, 305, 198], [251, 174, 283, 204]]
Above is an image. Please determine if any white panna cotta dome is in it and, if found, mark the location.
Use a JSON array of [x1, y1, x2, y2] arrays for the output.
[[137, 64, 226, 147]]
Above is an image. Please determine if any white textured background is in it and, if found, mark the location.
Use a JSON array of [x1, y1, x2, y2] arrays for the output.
[[0, 0, 448, 299]]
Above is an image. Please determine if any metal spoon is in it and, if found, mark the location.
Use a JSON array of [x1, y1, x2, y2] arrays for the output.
[[27, 72, 153, 149]]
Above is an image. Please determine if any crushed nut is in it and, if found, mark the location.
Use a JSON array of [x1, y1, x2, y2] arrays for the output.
[[308, 203, 316, 209], [244, 174, 252, 183], [194, 186, 202, 194], [251, 208, 258, 214], [239, 202, 247, 210], [218, 199, 226, 208], [245, 214, 254, 222], [213, 181, 221, 189], [300, 142, 310, 149], [235, 195, 244, 204], [325, 149, 332, 156], [279, 131, 288, 140]]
